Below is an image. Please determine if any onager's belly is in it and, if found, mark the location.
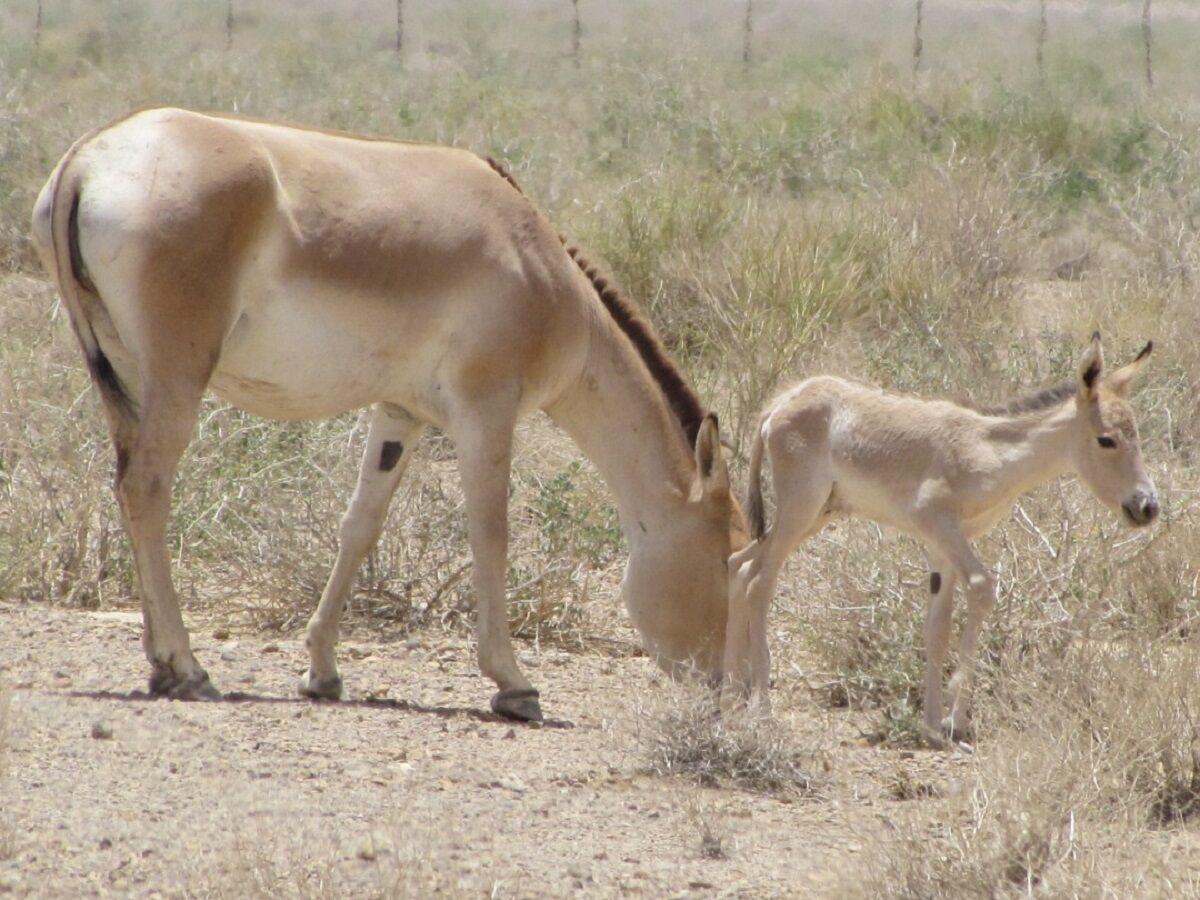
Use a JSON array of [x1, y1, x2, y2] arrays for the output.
[[209, 298, 408, 421]]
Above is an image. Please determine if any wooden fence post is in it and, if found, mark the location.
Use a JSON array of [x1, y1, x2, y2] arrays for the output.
[[225, 0, 234, 51], [571, 0, 581, 68], [1142, 0, 1153, 89], [34, 0, 43, 50], [912, 0, 924, 81], [397, 0, 405, 55], [743, 0, 754, 70], [1037, 0, 1047, 82]]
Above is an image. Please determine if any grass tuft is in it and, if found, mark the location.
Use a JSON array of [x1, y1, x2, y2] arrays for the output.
[[634, 683, 820, 795]]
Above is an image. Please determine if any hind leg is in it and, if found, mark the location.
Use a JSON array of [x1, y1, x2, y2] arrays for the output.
[[301, 404, 426, 699], [112, 383, 216, 699]]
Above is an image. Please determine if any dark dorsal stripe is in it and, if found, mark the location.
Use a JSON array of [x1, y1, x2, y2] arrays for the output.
[[972, 380, 1077, 417], [483, 155, 706, 448], [485, 156, 526, 196], [562, 244, 706, 447]]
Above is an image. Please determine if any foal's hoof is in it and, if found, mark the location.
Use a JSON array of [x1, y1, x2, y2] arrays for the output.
[[149, 666, 221, 701], [491, 688, 543, 723], [942, 716, 975, 748], [920, 718, 974, 753], [298, 672, 346, 701], [918, 721, 950, 751]]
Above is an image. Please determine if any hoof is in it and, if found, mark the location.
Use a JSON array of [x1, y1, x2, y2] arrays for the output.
[[920, 718, 974, 752], [942, 716, 974, 746], [918, 721, 949, 751], [298, 671, 345, 701], [149, 665, 220, 701], [491, 688, 543, 723]]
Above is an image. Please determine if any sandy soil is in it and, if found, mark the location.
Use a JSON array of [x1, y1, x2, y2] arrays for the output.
[[0, 601, 971, 898]]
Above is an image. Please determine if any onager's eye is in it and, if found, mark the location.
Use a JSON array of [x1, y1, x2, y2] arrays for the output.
[[1097, 435, 1117, 449]]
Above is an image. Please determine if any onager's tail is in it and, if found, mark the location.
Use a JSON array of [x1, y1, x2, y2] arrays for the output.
[[746, 420, 767, 540], [40, 141, 137, 455]]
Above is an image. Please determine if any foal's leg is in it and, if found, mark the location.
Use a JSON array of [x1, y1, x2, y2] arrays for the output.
[[919, 521, 994, 743], [448, 392, 540, 722], [724, 540, 762, 699], [919, 553, 958, 747], [725, 451, 831, 711], [301, 404, 426, 700]]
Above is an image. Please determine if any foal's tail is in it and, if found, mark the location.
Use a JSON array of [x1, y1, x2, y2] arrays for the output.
[[746, 419, 768, 541]]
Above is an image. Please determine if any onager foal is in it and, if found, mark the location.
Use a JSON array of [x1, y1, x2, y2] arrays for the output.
[[726, 334, 1158, 747]]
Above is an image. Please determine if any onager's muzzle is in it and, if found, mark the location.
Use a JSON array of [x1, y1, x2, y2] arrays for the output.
[[1122, 489, 1160, 527]]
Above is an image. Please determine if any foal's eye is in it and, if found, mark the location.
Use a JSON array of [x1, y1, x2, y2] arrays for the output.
[[1097, 435, 1117, 449]]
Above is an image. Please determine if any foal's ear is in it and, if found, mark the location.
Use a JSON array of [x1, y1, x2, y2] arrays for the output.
[[1106, 340, 1153, 398], [693, 413, 730, 499], [1076, 331, 1105, 402]]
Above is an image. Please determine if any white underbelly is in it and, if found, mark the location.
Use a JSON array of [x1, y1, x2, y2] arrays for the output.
[[207, 274, 446, 422]]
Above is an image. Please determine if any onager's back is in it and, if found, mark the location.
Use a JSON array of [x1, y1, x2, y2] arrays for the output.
[[728, 335, 1158, 748]]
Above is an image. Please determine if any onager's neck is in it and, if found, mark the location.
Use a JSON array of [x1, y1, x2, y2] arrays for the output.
[[546, 320, 695, 544], [982, 400, 1079, 502]]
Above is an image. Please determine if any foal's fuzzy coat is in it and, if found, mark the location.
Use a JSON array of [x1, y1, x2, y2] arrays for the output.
[[727, 335, 1157, 747]]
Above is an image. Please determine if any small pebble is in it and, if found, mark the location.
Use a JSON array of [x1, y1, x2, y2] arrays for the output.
[[90, 721, 113, 740], [212, 626, 231, 640]]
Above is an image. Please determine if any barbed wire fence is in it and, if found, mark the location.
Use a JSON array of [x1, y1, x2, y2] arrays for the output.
[[22, 0, 1166, 88]]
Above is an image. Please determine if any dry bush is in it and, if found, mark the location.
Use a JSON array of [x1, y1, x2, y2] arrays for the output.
[[632, 682, 820, 795], [852, 640, 1200, 897]]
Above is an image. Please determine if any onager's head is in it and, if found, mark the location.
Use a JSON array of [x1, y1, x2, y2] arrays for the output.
[[622, 414, 750, 681], [1073, 333, 1158, 527]]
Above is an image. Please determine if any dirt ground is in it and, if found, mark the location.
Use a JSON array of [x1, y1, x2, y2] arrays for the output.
[[0, 600, 975, 898]]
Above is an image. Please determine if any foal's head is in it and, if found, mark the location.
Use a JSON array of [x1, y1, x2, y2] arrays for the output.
[[1073, 333, 1158, 527]]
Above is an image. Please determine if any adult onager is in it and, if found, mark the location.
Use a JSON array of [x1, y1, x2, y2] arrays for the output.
[[726, 335, 1158, 746], [32, 107, 746, 722]]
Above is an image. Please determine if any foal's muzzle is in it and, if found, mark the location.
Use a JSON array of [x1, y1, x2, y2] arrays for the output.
[[1122, 492, 1160, 527]]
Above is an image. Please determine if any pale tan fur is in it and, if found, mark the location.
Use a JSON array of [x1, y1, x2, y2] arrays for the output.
[[726, 335, 1157, 747], [31, 108, 746, 719]]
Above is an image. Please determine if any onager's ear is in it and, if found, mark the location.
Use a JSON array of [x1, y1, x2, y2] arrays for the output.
[[693, 413, 730, 500], [1076, 331, 1105, 403], [1105, 340, 1153, 398]]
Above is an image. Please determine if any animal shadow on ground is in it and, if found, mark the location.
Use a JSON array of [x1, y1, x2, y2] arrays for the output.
[[66, 689, 575, 729]]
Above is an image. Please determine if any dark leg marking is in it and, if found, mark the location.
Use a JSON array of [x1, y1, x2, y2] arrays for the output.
[[379, 440, 404, 472], [930, 572, 942, 594]]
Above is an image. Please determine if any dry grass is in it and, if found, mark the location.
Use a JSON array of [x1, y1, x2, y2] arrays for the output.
[[854, 641, 1200, 897], [631, 682, 821, 795], [0, 680, 13, 864], [188, 819, 479, 899]]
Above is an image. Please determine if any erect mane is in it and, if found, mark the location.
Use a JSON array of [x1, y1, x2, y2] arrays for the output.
[[971, 380, 1077, 417], [483, 156, 706, 448]]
